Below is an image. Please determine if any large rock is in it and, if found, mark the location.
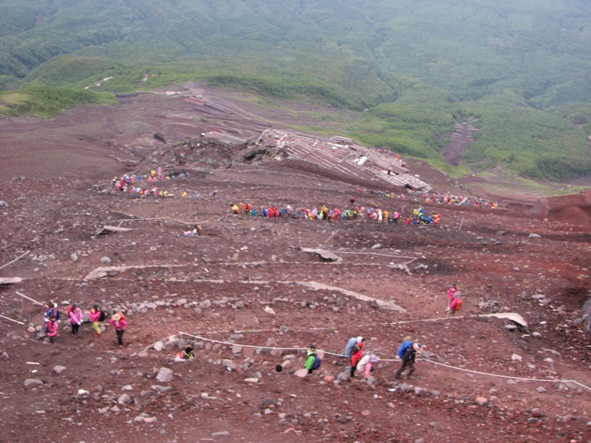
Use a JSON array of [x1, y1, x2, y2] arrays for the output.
[[294, 369, 309, 378], [156, 367, 174, 383], [118, 393, 132, 404]]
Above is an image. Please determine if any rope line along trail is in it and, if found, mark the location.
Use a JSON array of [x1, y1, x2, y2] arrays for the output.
[[15, 291, 45, 306], [179, 326, 591, 393], [11, 289, 590, 394], [0, 314, 25, 325], [0, 250, 30, 271]]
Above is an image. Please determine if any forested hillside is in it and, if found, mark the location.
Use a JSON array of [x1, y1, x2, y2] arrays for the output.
[[2, 0, 591, 180]]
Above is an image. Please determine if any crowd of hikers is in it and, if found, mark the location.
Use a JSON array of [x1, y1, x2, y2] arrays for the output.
[[111, 166, 194, 198], [43, 301, 127, 346], [232, 202, 442, 225], [293, 283, 465, 380], [42, 282, 464, 384]]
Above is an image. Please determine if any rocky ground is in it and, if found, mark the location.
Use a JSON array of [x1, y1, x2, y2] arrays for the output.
[[0, 87, 590, 443]]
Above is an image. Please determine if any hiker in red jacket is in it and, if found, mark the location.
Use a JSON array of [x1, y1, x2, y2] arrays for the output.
[[350, 338, 365, 378]]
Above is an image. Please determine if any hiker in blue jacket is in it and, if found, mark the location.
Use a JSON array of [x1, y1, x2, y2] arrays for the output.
[[394, 340, 424, 380]]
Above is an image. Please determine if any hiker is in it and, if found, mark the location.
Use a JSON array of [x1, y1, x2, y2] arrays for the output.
[[46, 314, 59, 344], [350, 338, 365, 378], [88, 304, 102, 337], [447, 295, 463, 317], [44, 301, 61, 325], [345, 336, 362, 360], [394, 340, 424, 380], [109, 312, 127, 346], [447, 284, 461, 307], [305, 345, 318, 374], [175, 345, 195, 361], [68, 304, 83, 337], [357, 354, 380, 378]]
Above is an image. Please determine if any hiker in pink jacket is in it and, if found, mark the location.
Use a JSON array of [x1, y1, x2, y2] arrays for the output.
[[88, 304, 102, 337], [109, 312, 127, 346], [68, 304, 83, 337], [46, 314, 59, 344]]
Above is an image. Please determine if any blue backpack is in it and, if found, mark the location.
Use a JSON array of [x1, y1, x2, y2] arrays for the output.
[[312, 356, 322, 370], [397, 341, 413, 359]]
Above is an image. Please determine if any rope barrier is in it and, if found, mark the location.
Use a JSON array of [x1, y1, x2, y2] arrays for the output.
[[0, 314, 26, 325], [423, 359, 591, 393], [177, 329, 591, 395]]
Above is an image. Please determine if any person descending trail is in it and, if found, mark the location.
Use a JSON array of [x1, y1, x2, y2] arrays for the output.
[[344, 336, 360, 360], [305, 345, 319, 374], [46, 314, 59, 344], [110, 312, 127, 347], [447, 294, 463, 317], [68, 304, 83, 337], [447, 284, 461, 308], [394, 338, 424, 380], [350, 338, 365, 378]]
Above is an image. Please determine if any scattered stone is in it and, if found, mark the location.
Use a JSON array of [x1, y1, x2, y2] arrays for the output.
[[70, 253, 78, 262], [414, 387, 427, 397], [511, 353, 522, 362], [100, 256, 112, 264], [294, 369, 309, 378], [399, 383, 414, 393], [260, 398, 279, 410], [528, 233, 541, 238], [475, 396, 487, 406], [117, 393, 131, 404], [221, 359, 236, 370], [156, 367, 173, 383], [24, 379, 43, 387], [536, 387, 546, 393], [53, 365, 66, 374]]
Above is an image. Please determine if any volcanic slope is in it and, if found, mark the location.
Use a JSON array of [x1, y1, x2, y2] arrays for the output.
[[0, 97, 591, 443]]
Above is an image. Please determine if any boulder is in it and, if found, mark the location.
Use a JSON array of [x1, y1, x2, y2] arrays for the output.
[[156, 367, 173, 383]]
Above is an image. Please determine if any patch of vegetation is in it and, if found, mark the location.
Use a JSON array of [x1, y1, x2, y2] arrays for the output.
[[0, 85, 115, 118], [1, 0, 591, 180]]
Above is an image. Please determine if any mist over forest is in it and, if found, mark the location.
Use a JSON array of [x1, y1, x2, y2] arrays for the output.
[[2, 0, 591, 180]]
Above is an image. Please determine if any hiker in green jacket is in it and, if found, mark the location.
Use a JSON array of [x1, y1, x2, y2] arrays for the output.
[[305, 345, 318, 374]]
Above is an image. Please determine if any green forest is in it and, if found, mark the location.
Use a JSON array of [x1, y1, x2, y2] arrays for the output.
[[2, 0, 591, 180]]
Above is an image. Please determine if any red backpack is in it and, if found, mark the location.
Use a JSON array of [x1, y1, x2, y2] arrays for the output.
[[453, 299, 464, 311]]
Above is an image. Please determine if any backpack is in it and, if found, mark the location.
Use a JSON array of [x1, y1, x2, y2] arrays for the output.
[[66, 305, 73, 316], [98, 310, 107, 322], [397, 340, 413, 359], [453, 299, 464, 311], [312, 356, 322, 370]]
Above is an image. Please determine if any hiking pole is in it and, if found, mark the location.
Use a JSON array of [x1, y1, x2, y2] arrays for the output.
[[0, 314, 25, 325], [15, 291, 44, 306]]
